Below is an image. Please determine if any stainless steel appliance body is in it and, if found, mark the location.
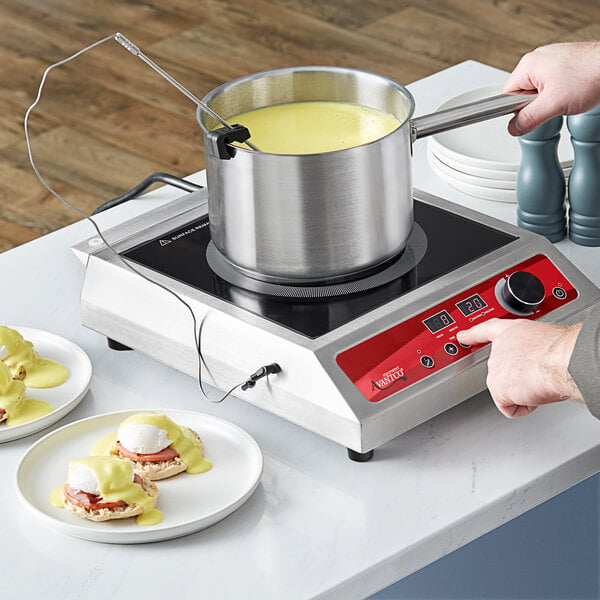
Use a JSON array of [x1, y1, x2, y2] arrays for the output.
[[73, 188, 600, 456], [198, 66, 531, 283]]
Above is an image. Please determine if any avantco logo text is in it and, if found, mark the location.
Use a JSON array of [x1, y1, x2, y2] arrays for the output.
[[371, 365, 407, 392]]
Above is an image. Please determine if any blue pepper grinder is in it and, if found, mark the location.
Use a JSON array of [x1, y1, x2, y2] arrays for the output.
[[567, 105, 600, 246], [516, 116, 567, 242]]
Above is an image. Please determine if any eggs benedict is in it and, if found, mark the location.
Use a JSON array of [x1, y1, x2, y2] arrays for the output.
[[0, 360, 52, 426], [0, 360, 25, 424], [50, 456, 162, 525], [92, 412, 212, 481], [0, 326, 69, 388]]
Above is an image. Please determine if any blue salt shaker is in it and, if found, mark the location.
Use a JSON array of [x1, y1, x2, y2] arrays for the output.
[[567, 105, 600, 246], [516, 116, 567, 242]]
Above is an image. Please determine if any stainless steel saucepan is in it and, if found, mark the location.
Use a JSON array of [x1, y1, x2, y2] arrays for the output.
[[198, 66, 532, 284]]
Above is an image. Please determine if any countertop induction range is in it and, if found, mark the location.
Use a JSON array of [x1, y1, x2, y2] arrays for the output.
[[74, 188, 600, 459]]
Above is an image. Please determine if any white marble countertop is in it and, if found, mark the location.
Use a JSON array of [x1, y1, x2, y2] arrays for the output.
[[3, 61, 600, 600]]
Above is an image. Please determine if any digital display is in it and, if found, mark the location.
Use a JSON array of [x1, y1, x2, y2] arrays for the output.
[[456, 294, 487, 317], [423, 310, 455, 334]]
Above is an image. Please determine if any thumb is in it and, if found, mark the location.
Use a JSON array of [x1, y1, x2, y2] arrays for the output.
[[507, 93, 561, 135]]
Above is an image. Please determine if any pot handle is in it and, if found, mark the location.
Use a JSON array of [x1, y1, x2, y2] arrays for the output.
[[410, 93, 536, 142]]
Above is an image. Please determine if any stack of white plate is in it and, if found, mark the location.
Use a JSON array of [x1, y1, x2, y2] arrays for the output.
[[427, 85, 573, 203]]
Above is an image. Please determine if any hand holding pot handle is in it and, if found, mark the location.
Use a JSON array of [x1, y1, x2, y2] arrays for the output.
[[503, 41, 600, 136], [410, 93, 536, 142]]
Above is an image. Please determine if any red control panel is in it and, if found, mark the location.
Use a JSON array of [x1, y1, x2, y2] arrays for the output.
[[336, 254, 577, 403]]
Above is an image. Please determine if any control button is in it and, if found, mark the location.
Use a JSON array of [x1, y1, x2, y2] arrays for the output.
[[498, 271, 545, 314], [420, 355, 435, 368], [444, 343, 458, 355], [458, 341, 471, 349], [552, 286, 567, 300]]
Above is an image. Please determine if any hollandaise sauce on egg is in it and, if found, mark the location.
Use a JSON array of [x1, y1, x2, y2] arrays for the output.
[[0, 360, 52, 426], [225, 101, 403, 154], [92, 413, 212, 476], [50, 456, 162, 526], [0, 326, 69, 388]]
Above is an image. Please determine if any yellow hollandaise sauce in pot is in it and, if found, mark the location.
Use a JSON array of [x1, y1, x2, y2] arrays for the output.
[[226, 101, 403, 154]]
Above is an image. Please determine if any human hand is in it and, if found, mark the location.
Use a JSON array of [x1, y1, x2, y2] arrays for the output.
[[503, 41, 600, 135], [456, 318, 583, 417]]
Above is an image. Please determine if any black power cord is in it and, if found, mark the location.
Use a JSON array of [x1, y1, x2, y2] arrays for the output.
[[91, 171, 284, 403], [92, 172, 203, 214]]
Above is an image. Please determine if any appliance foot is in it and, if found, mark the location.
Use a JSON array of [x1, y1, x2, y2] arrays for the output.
[[107, 338, 132, 351], [347, 448, 374, 462]]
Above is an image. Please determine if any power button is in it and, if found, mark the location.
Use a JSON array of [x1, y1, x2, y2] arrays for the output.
[[552, 287, 567, 300]]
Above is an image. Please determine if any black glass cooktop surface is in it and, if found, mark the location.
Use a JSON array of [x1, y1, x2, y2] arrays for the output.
[[122, 201, 516, 338]]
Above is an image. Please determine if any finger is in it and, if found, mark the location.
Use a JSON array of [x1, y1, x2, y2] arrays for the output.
[[487, 377, 538, 418], [507, 94, 562, 135], [456, 318, 516, 345], [502, 70, 536, 95], [497, 402, 537, 419], [506, 115, 524, 136]]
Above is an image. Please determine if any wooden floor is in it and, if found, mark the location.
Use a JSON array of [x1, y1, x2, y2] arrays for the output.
[[2, 0, 600, 252]]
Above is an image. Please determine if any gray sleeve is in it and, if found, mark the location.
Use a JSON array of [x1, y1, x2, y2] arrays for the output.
[[568, 304, 600, 419]]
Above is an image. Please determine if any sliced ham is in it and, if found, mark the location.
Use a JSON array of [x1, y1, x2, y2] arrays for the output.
[[116, 441, 179, 462], [63, 475, 144, 510]]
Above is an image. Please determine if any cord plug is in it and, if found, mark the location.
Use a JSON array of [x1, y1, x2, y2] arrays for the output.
[[241, 363, 281, 391]]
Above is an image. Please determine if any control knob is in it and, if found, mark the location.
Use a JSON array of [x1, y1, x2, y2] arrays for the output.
[[498, 271, 545, 314]]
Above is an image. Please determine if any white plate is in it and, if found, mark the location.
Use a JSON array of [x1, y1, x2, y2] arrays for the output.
[[0, 327, 92, 443], [431, 85, 574, 171], [429, 141, 574, 181], [15, 409, 263, 544], [428, 148, 516, 189], [429, 141, 519, 179], [429, 154, 517, 202], [428, 146, 571, 203]]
